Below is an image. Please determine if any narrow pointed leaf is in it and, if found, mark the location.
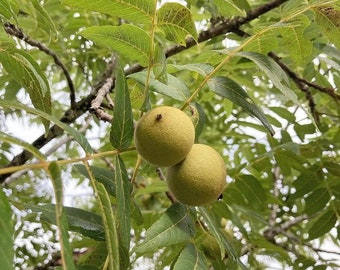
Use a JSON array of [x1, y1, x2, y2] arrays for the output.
[[84, 163, 120, 270], [74, 164, 115, 196], [133, 203, 195, 254], [157, 2, 197, 45], [62, 0, 155, 24], [114, 155, 133, 267], [47, 162, 76, 270], [0, 188, 14, 270], [31, 0, 58, 36], [0, 100, 93, 154], [237, 51, 297, 103], [173, 242, 208, 270], [0, 131, 45, 161], [0, 48, 51, 131], [110, 62, 134, 150], [208, 76, 274, 135], [25, 203, 105, 241], [80, 25, 151, 66]]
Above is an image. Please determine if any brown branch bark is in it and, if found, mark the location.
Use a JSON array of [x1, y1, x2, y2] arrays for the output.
[[0, 0, 291, 184]]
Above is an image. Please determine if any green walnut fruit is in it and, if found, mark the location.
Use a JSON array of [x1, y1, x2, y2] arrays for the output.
[[166, 144, 226, 206], [134, 106, 195, 167]]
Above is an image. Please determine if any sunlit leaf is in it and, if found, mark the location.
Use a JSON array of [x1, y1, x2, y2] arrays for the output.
[[81, 25, 151, 66], [314, 5, 340, 49], [0, 0, 15, 19], [62, 0, 155, 24], [214, 0, 248, 17], [133, 203, 195, 254], [157, 2, 197, 45], [31, 0, 58, 36]]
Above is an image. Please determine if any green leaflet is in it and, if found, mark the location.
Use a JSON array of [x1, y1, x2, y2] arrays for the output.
[[84, 163, 120, 270], [208, 76, 275, 135], [172, 242, 208, 270], [0, 100, 93, 154], [133, 203, 195, 254], [0, 48, 51, 132], [25, 203, 105, 241], [314, 5, 340, 49], [213, 0, 248, 17], [47, 162, 76, 270], [0, 188, 14, 270], [80, 25, 151, 66], [280, 15, 313, 65], [74, 164, 115, 196], [62, 0, 155, 25], [0, 0, 15, 19], [114, 155, 133, 269], [308, 208, 337, 240], [0, 131, 46, 161], [110, 62, 134, 150], [157, 2, 197, 45]]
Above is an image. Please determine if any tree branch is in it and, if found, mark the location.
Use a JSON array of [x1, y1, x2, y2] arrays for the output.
[[0, 0, 291, 183], [4, 22, 77, 108]]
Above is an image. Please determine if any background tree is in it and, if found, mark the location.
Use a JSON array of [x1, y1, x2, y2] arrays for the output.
[[1, 0, 340, 269]]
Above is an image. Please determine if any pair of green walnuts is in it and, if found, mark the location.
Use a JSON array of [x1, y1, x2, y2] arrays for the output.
[[134, 106, 226, 206]]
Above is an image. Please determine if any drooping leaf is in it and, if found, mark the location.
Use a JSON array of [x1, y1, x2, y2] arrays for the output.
[[129, 71, 190, 101], [280, 15, 313, 65], [133, 203, 195, 254], [62, 0, 155, 24], [308, 209, 337, 240], [157, 2, 197, 45], [25, 203, 105, 241], [236, 51, 298, 103], [208, 76, 275, 135], [168, 63, 214, 77], [114, 155, 133, 268], [0, 100, 93, 154], [80, 25, 151, 66], [110, 62, 134, 150], [314, 5, 340, 49], [74, 164, 115, 196], [0, 187, 14, 270], [172, 242, 208, 270], [198, 207, 237, 261], [0, 48, 51, 131], [84, 162, 120, 270], [0, 131, 46, 161], [47, 162, 76, 270], [31, 0, 58, 36]]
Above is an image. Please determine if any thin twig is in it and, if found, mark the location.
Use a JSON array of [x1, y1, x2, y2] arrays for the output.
[[4, 22, 77, 108]]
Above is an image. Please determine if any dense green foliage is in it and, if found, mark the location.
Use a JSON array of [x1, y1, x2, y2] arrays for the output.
[[1, 0, 340, 269]]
